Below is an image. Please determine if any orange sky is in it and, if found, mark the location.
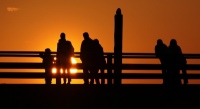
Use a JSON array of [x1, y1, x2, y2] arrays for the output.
[[1, 0, 200, 53], [1, 0, 200, 84]]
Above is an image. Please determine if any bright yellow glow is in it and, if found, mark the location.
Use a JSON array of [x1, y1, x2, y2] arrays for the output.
[[52, 68, 77, 74], [60, 69, 63, 74], [70, 68, 77, 74], [52, 68, 57, 74], [52, 57, 77, 74], [71, 57, 77, 64], [54, 57, 57, 61]]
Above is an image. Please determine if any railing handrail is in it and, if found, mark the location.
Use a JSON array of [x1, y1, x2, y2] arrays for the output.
[[1, 51, 200, 59], [0, 51, 200, 54], [0, 62, 200, 70], [0, 72, 200, 79]]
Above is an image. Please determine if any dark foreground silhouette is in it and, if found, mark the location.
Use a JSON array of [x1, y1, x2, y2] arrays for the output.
[[155, 39, 188, 87], [56, 32, 74, 85], [1, 84, 200, 109]]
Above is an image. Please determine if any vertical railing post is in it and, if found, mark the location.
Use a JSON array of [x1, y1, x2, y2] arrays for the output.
[[114, 8, 123, 84], [107, 54, 112, 84]]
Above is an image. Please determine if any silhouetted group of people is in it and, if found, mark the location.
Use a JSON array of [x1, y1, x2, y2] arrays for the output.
[[40, 33, 188, 86], [155, 39, 188, 86], [40, 32, 105, 85]]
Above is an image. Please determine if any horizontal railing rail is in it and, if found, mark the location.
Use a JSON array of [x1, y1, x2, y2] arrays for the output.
[[1, 51, 200, 58], [0, 72, 200, 79], [0, 63, 200, 70]]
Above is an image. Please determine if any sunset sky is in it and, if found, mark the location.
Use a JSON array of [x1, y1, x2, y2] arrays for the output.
[[1, 0, 200, 84]]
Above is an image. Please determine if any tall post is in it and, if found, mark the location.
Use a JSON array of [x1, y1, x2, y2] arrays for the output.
[[114, 8, 123, 85]]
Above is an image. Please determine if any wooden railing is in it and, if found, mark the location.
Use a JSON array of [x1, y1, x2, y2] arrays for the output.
[[0, 51, 200, 84]]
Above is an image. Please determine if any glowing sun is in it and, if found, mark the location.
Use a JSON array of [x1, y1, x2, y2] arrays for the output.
[[51, 57, 77, 74]]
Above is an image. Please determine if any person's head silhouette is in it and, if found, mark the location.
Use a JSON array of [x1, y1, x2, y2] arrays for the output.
[[94, 39, 99, 44], [170, 39, 177, 46], [157, 39, 163, 45], [44, 48, 51, 55], [45, 48, 51, 52], [60, 32, 66, 40], [83, 32, 90, 40]]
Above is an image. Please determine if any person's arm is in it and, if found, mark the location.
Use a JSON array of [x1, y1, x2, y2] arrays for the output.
[[154, 46, 159, 57], [56, 42, 61, 58], [70, 41, 74, 57], [179, 46, 188, 84], [80, 42, 84, 61]]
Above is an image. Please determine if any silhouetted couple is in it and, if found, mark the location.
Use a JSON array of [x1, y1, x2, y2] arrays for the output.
[[56, 33, 74, 85], [155, 39, 188, 86], [80, 32, 106, 85]]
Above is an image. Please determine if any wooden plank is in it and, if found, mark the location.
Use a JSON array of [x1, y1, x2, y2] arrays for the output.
[[122, 64, 200, 70], [0, 73, 200, 79], [1, 52, 200, 58], [0, 63, 200, 70], [0, 63, 44, 69]]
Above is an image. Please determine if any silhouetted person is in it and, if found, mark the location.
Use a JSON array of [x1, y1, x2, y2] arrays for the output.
[[93, 39, 106, 84], [167, 39, 183, 86], [87, 39, 106, 85], [56, 32, 74, 84], [40, 48, 53, 85], [80, 32, 94, 84], [155, 39, 168, 85]]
